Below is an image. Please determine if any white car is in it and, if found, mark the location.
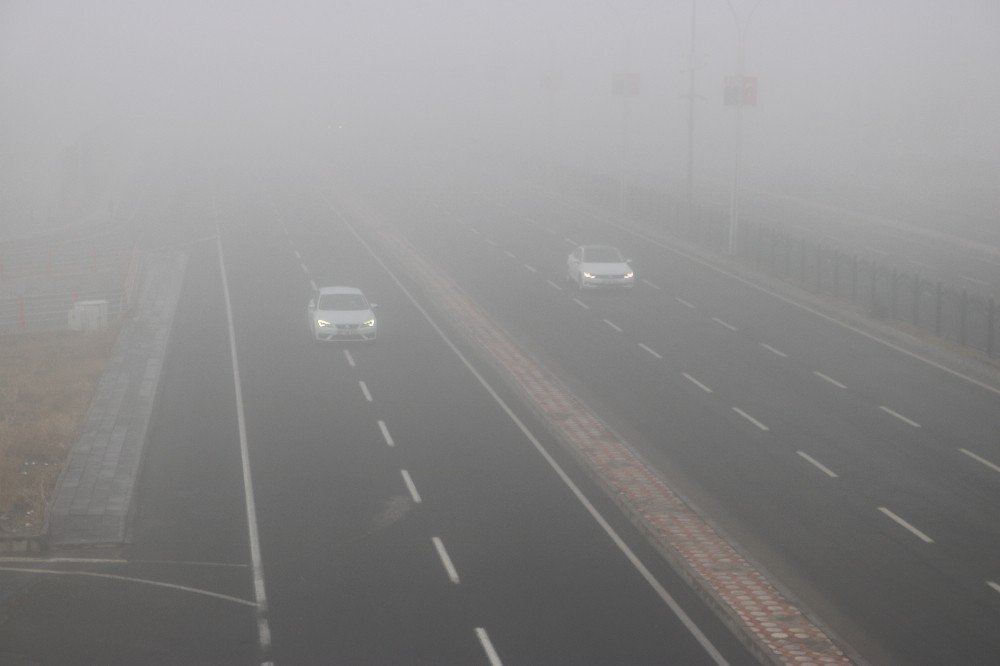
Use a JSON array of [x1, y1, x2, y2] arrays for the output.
[[308, 286, 378, 342], [567, 245, 634, 289]]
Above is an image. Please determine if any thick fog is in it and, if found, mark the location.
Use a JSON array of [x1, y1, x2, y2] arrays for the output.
[[2, 0, 998, 236]]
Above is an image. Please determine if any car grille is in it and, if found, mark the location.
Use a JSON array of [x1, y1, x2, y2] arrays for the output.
[[335, 324, 360, 330]]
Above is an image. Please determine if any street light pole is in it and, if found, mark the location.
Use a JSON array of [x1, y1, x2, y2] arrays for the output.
[[725, 0, 762, 255]]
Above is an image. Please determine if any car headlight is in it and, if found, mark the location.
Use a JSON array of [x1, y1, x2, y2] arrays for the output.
[[317, 319, 331, 328], [624, 271, 634, 279], [362, 318, 376, 328], [582, 272, 595, 279]]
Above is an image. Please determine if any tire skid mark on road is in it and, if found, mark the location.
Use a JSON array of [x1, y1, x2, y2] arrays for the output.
[[359, 219, 849, 666]]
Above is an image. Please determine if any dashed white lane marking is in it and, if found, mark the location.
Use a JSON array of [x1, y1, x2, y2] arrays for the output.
[[813, 371, 847, 389], [523, 216, 537, 225], [909, 259, 934, 270], [359, 380, 373, 402], [0, 567, 256, 607], [343, 349, 355, 367], [864, 246, 889, 256], [470, 227, 481, 235], [797, 451, 838, 478], [638, 343, 662, 359], [378, 420, 394, 447], [959, 448, 1000, 474], [603, 319, 623, 332], [400, 470, 422, 503], [759, 343, 787, 358], [564, 237, 577, 246], [524, 264, 537, 273], [299, 262, 309, 275], [958, 274, 991, 287], [572, 298, 590, 310], [485, 238, 498, 246], [432, 537, 460, 583], [682, 373, 713, 393], [475, 628, 503, 666], [878, 507, 934, 543], [675, 297, 695, 308], [732, 407, 769, 431], [547, 279, 563, 291], [309, 279, 317, 291], [641, 278, 661, 290], [544, 227, 557, 235], [712, 317, 738, 332], [293, 249, 302, 260], [988, 581, 1000, 595], [878, 405, 921, 428], [504, 250, 517, 260]]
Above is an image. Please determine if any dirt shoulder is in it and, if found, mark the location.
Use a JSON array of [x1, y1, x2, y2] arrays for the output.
[[0, 326, 119, 535]]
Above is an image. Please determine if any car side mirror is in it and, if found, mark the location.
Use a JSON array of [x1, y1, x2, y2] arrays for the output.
[[308, 299, 316, 310], [370, 303, 378, 310]]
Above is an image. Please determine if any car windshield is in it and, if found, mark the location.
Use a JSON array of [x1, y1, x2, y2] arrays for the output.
[[318, 293, 368, 310], [583, 247, 624, 263]]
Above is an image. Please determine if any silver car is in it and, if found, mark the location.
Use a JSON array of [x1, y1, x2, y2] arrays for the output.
[[308, 286, 378, 342], [567, 245, 635, 289]]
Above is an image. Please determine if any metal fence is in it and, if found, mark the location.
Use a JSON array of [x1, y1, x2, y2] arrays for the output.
[[0, 226, 140, 334], [548, 164, 997, 358]]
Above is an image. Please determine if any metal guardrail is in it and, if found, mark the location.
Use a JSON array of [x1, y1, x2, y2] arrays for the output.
[[550, 164, 998, 359]]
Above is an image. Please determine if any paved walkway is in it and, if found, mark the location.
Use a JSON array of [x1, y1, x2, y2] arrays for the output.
[[46, 251, 186, 546]]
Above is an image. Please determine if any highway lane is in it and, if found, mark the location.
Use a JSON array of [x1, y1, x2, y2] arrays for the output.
[[349, 170, 1000, 665], [217, 177, 755, 664]]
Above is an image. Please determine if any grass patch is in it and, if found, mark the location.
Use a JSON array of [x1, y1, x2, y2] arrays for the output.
[[0, 326, 119, 533]]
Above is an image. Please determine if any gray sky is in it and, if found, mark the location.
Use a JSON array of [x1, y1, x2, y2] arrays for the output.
[[2, 1, 998, 230]]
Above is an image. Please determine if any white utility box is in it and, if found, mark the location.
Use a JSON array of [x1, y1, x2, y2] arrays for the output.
[[68, 299, 109, 332]]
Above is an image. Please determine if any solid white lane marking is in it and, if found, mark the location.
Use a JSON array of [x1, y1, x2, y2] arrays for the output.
[[878, 507, 934, 543], [547, 280, 563, 291], [524, 264, 537, 273], [333, 205, 729, 665], [0, 557, 127, 564], [759, 343, 787, 358], [476, 628, 503, 666], [432, 537, 460, 583], [641, 278, 661, 290], [0, 567, 256, 607], [401, 470, 422, 503], [359, 380, 373, 402], [504, 250, 517, 260], [797, 451, 838, 478], [215, 234, 272, 652], [572, 298, 590, 310], [638, 343, 662, 359], [712, 317, 738, 332], [378, 420, 394, 447], [603, 319, 623, 332], [732, 407, 769, 431], [988, 581, 1000, 595], [682, 373, 712, 393], [675, 297, 695, 309], [879, 406, 920, 428], [564, 237, 577, 246], [343, 349, 355, 367], [813, 371, 847, 389], [959, 448, 1000, 474], [958, 274, 990, 287]]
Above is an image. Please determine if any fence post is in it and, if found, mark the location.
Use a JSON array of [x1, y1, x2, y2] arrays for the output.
[[959, 289, 968, 346], [816, 244, 823, 291], [851, 255, 858, 303], [935, 282, 943, 337], [988, 297, 995, 358], [832, 251, 840, 297], [890, 268, 898, 318]]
